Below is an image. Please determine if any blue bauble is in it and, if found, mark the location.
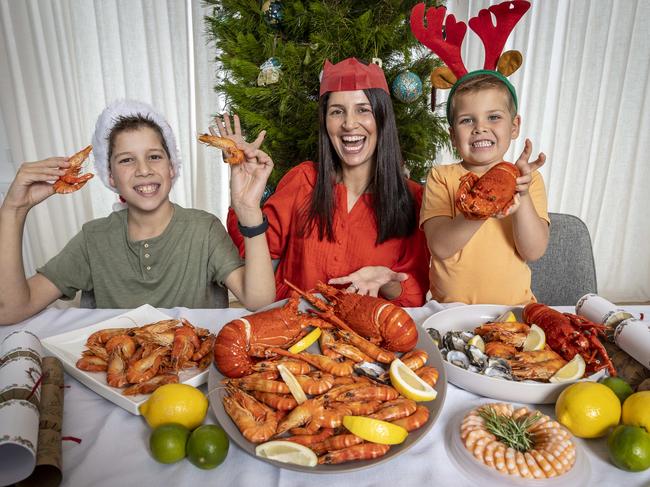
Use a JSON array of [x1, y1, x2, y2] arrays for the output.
[[262, 0, 283, 29], [391, 71, 423, 103], [261, 185, 274, 204]]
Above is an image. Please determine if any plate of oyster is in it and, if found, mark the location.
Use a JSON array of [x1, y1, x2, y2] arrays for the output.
[[422, 305, 606, 404]]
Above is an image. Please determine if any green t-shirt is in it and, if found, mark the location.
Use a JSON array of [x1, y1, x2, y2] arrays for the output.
[[37, 204, 243, 308]]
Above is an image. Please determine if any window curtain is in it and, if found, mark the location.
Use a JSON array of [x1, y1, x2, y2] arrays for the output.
[[0, 0, 229, 276], [438, 0, 650, 302]]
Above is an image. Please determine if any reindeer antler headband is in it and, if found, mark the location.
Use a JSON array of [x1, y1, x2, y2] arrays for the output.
[[410, 1, 531, 124]]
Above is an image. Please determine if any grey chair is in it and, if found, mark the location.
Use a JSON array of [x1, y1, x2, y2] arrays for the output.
[[529, 212, 597, 306]]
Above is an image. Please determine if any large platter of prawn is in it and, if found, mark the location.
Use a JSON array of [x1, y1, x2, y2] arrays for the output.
[[207, 291, 447, 473], [422, 305, 608, 405], [41, 304, 213, 415]]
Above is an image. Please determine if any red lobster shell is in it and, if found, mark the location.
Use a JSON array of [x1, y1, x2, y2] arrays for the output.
[[286, 281, 418, 353], [455, 162, 520, 219], [213, 295, 313, 378], [523, 303, 616, 376]]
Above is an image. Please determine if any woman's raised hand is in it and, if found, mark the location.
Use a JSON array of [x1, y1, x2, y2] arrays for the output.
[[328, 266, 408, 298], [2, 157, 70, 213]]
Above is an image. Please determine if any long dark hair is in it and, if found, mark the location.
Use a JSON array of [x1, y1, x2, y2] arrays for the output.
[[302, 88, 417, 244]]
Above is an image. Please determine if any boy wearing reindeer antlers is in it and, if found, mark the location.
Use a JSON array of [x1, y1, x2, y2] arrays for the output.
[[411, 1, 549, 305]]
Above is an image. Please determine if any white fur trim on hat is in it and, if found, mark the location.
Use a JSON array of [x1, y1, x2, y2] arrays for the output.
[[91, 99, 182, 193]]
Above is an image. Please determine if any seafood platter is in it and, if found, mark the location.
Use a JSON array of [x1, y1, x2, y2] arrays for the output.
[[423, 304, 612, 404], [41, 304, 214, 414], [445, 401, 589, 486], [208, 282, 447, 472]]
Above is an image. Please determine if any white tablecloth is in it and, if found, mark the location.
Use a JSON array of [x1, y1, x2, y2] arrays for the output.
[[2, 303, 649, 487]]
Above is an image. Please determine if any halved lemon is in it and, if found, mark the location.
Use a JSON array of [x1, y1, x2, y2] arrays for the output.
[[288, 327, 321, 354], [255, 440, 317, 467], [389, 358, 437, 402], [342, 416, 408, 445], [522, 323, 546, 351], [467, 334, 485, 353], [277, 363, 308, 404], [495, 310, 517, 322], [549, 354, 586, 383]]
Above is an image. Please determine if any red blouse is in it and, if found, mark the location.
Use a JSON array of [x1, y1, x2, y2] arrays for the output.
[[227, 162, 430, 307]]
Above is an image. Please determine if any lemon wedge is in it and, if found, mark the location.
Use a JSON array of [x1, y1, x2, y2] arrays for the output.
[[342, 416, 408, 445], [255, 440, 317, 467], [522, 323, 546, 351], [389, 358, 438, 402], [549, 354, 586, 383], [288, 327, 322, 354], [277, 363, 308, 404], [495, 310, 517, 322], [467, 334, 485, 353]]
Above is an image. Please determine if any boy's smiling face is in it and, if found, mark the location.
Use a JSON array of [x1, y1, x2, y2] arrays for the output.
[[108, 126, 175, 213], [449, 87, 520, 174]]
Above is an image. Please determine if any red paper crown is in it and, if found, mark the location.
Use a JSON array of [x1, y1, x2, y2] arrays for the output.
[[319, 58, 389, 96]]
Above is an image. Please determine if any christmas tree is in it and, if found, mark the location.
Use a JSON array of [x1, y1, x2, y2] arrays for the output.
[[204, 0, 450, 187]]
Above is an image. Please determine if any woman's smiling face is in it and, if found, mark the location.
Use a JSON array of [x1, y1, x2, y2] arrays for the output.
[[108, 126, 174, 212], [325, 90, 378, 169]]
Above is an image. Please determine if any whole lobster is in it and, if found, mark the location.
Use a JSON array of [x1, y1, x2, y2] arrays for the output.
[[213, 294, 317, 378], [523, 303, 616, 376], [455, 162, 520, 219], [285, 280, 418, 353]]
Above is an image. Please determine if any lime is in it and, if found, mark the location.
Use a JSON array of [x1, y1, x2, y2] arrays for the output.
[[548, 354, 586, 383], [555, 382, 621, 438], [139, 383, 208, 430], [186, 425, 230, 469], [622, 391, 650, 433], [288, 328, 322, 354], [522, 324, 546, 352], [607, 424, 650, 472], [601, 377, 634, 404], [277, 364, 307, 404], [342, 416, 408, 445], [389, 358, 437, 402], [255, 440, 318, 467], [149, 423, 190, 464]]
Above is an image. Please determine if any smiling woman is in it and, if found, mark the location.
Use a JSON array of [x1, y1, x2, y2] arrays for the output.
[[226, 58, 430, 307]]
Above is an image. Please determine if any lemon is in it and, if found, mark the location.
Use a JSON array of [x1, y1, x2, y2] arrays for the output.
[[548, 354, 586, 383], [277, 364, 307, 404], [255, 440, 318, 467], [467, 335, 485, 353], [288, 328, 322, 354], [186, 424, 230, 469], [607, 424, 650, 472], [622, 391, 650, 433], [522, 324, 546, 351], [495, 310, 517, 322], [389, 358, 437, 402], [555, 382, 621, 438], [342, 416, 408, 445], [139, 383, 208, 430], [601, 377, 634, 404], [149, 423, 190, 464]]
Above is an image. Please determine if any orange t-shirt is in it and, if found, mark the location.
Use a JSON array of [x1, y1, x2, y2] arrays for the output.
[[227, 161, 430, 307], [420, 163, 549, 305]]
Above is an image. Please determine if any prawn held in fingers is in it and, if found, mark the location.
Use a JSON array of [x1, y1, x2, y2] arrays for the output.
[[53, 145, 94, 194], [198, 134, 245, 165]]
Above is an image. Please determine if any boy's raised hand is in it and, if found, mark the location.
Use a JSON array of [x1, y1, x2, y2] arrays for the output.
[[514, 138, 546, 196], [229, 148, 274, 225], [211, 113, 266, 152], [2, 157, 70, 213]]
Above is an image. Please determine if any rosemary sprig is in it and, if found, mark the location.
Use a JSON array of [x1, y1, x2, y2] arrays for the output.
[[478, 405, 542, 452]]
